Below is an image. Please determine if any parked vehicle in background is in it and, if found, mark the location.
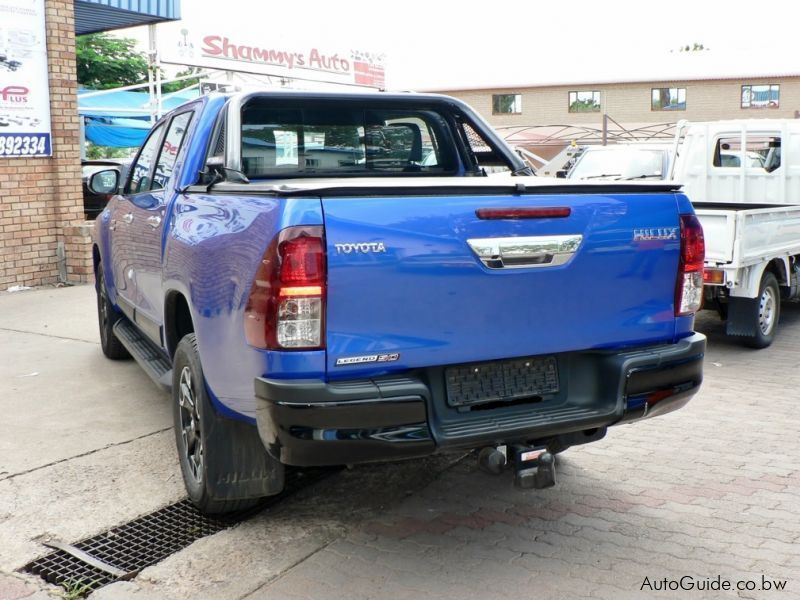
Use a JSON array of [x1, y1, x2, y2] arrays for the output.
[[81, 159, 130, 219], [566, 143, 672, 180], [90, 90, 706, 514], [671, 119, 800, 348]]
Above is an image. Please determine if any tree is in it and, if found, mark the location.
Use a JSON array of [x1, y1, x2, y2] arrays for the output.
[[86, 144, 132, 160], [161, 67, 203, 93], [76, 33, 149, 90]]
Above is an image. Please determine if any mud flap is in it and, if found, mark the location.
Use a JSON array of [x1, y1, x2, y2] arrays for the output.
[[726, 297, 758, 337]]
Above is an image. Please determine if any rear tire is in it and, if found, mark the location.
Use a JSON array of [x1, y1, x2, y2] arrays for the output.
[[172, 333, 285, 514], [95, 266, 130, 360], [742, 272, 780, 349]]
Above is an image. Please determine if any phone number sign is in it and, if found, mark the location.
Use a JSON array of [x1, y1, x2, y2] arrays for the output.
[[0, 0, 53, 158], [0, 133, 50, 156]]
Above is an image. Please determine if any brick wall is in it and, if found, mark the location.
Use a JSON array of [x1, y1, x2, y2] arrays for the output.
[[441, 77, 800, 128], [0, 0, 87, 290]]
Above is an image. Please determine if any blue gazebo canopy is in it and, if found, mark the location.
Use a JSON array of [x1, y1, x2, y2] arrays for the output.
[[79, 88, 199, 147]]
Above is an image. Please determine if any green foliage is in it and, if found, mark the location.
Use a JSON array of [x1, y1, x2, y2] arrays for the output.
[[77, 33, 201, 94], [59, 578, 94, 599], [569, 99, 600, 113], [161, 67, 203, 94], [86, 143, 133, 160], [76, 33, 149, 90], [493, 94, 521, 114]]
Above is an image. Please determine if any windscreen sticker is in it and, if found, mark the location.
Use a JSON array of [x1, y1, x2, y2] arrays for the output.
[[335, 353, 400, 366]]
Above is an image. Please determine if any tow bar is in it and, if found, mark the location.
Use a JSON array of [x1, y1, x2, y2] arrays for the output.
[[478, 444, 557, 490]]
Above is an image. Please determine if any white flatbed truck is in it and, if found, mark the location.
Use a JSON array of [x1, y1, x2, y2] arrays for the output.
[[672, 119, 800, 347]]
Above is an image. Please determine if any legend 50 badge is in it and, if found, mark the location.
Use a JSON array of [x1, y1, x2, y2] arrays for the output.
[[335, 353, 400, 366]]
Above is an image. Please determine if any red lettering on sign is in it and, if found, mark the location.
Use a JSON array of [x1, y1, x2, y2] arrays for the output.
[[0, 85, 29, 102], [199, 34, 342, 73], [201, 35, 222, 56], [201, 34, 304, 69]]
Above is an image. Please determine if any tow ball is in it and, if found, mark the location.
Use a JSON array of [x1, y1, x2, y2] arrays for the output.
[[478, 444, 557, 490]]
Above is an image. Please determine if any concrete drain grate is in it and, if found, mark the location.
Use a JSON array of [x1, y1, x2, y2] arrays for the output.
[[21, 469, 334, 596]]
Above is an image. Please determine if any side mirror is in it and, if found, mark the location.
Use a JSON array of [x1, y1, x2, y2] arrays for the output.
[[89, 169, 119, 195]]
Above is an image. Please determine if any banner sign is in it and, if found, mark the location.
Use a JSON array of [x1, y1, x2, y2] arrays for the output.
[[161, 25, 385, 89], [0, 0, 52, 157]]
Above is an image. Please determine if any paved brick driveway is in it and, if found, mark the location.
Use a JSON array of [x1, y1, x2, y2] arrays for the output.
[[252, 307, 800, 599], [2, 289, 798, 599]]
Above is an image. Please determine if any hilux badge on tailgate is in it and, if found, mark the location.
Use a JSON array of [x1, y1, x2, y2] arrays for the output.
[[633, 227, 678, 242]]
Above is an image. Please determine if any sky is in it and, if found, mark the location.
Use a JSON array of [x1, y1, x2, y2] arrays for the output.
[[118, 0, 798, 91]]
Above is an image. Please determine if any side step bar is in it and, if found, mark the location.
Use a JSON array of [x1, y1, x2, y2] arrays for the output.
[[113, 319, 172, 391]]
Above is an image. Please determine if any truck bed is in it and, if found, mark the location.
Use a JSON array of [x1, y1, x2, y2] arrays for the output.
[[694, 203, 800, 265]]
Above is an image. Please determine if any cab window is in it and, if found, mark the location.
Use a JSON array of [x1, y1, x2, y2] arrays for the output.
[[152, 111, 194, 190], [713, 135, 780, 172], [126, 123, 165, 194]]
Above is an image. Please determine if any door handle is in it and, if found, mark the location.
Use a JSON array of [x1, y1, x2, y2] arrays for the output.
[[147, 215, 162, 228], [122, 213, 134, 224], [467, 235, 583, 269]]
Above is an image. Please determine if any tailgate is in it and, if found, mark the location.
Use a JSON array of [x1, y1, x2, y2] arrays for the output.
[[322, 192, 682, 376], [694, 208, 736, 264]]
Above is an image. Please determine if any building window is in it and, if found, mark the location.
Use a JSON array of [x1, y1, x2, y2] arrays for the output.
[[568, 91, 601, 113], [741, 84, 780, 109], [651, 88, 686, 111], [492, 94, 522, 114]]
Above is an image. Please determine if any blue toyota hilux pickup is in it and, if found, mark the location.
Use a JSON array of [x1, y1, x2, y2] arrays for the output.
[[90, 91, 706, 513]]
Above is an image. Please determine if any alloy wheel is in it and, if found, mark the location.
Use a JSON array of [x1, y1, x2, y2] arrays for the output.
[[178, 366, 204, 483]]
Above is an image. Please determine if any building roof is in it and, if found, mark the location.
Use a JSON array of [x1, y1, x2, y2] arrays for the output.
[[74, 0, 181, 35], [425, 51, 800, 92]]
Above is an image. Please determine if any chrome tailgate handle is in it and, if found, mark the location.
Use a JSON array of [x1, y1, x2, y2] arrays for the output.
[[468, 235, 583, 269]]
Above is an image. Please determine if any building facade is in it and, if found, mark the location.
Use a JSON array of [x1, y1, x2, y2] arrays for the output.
[[0, 0, 178, 290], [0, 0, 86, 289], [438, 76, 800, 129]]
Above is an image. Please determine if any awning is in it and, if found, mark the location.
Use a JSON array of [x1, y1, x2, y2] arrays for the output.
[[75, 0, 181, 35], [78, 88, 199, 119], [84, 117, 150, 146], [79, 88, 199, 147]]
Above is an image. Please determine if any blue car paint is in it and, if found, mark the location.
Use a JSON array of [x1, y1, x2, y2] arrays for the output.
[[97, 95, 700, 424], [321, 192, 687, 378], [162, 192, 326, 420]]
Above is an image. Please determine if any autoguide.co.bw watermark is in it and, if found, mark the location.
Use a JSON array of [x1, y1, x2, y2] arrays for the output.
[[641, 574, 788, 593]]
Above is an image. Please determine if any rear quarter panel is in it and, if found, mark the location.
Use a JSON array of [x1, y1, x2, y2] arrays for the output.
[[163, 194, 325, 420]]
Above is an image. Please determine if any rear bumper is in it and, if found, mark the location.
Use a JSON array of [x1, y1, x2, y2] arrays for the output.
[[255, 334, 705, 467]]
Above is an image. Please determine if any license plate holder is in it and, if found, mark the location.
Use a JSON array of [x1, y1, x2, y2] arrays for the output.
[[445, 355, 559, 407]]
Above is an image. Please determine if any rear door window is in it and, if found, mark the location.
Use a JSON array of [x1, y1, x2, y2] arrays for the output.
[[240, 101, 456, 178]]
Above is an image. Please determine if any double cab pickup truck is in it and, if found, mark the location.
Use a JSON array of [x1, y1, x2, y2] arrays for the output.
[[90, 90, 706, 513]]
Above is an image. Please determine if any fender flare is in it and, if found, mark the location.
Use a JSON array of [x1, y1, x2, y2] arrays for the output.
[[730, 258, 789, 298]]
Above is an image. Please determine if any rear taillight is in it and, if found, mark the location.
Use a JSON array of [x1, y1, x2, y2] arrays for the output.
[[244, 225, 326, 350], [675, 214, 705, 316]]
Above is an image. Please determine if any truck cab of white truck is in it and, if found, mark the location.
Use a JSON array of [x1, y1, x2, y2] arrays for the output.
[[672, 119, 800, 347]]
